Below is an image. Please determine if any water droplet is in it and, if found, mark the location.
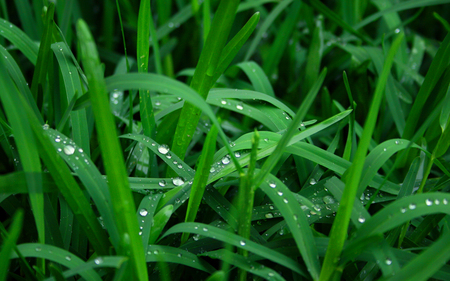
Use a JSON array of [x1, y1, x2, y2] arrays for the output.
[[293, 214, 298, 221], [409, 203, 416, 210], [57, 148, 62, 152], [221, 155, 230, 165], [234, 151, 241, 158], [78, 148, 83, 153], [64, 145, 75, 155], [168, 22, 174, 28], [35, 247, 42, 252], [385, 258, 392, 265], [269, 205, 274, 210], [139, 209, 148, 216], [240, 240, 246, 246], [269, 181, 276, 188], [94, 257, 103, 264], [358, 216, 366, 223], [309, 178, 317, 185], [395, 28, 400, 33], [154, 250, 159, 254], [323, 195, 335, 204], [395, 140, 400, 145], [283, 198, 289, 203], [268, 272, 275, 277], [434, 199, 440, 205], [158, 180, 166, 187], [221, 100, 227, 105], [158, 144, 170, 154], [202, 227, 208, 232], [236, 104, 244, 110], [210, 167, 216, 173], [443, 199, 448, 205], [177, 164, 183, 169], [265, 213, 274, 219], [65, 255, 71, 261], [43, 124, 49, 130], [55, 137, 61, 143], [425, 199, 432, 206], [173, 177, 184, 186], [400, 207, 407, 213], [277, 191, 283, 196], [177, 253, 182, 258], [166, 153, 172, 159], [383, 148, 387, 152]]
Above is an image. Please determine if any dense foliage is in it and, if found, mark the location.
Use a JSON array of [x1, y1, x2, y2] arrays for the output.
[[1, 0, 450, 280]]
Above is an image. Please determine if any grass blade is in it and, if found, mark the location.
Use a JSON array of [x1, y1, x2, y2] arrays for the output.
[[0, 209, 23, 281], [319, 33, 404, 281], [76, 19, 147, 280]]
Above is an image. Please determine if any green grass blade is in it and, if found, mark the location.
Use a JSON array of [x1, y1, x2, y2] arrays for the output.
[[76, 19, 148, 280], [244, 0, 293, 61], [148, 204, 173, 244], [263, 1, 301, 77], [30, 2, 55, 102], [212, 11, 260, 83], [145, 245, 215, 273], [319, 33, 404, 281], [235, 61, 274, 97], [10, 244, 101, 281], [0, 209, 23, 281], [303, 15, 324, 93], [182, 124, 218, 244], [0, 55, 44, 246], [137, 194, 162, 253], [13, 0, 38, 40], [170, 0, 240, 165], [161, 222, 309, 277], [201, 249, 286, 281], [0, 19, 38, 64]]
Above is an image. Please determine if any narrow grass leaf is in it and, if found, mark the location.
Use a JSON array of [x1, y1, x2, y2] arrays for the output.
[[161, 222, 309, 277], [0, 18, 38, 64], [236, 61, 274, 97], [137, 194, 162, 253], [0, 209, 23, 281], [182, 124, 218, 244], [319, 34, 404, 281], [212, 12, 260, 83], [201, 249, 285, 281], [76, 19, 147, 280], [145, 245, 215, 273]]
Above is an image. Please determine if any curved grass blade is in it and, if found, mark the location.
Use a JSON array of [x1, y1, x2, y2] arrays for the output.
[[319, 33, 404, 281], [260, 173, 321, 280], [44, 257, 127, 281], [148, 204, 173, 244], [0, 18, 38, 64], [105, 73, 242, 174], [76, 19, 147, 280], [0, 45, 42, 123], [354, 193, 450, 239], [44, 128, 118, 249], [161, 222, 309, 277], [169, 0, 240, 166], [10, 244, 101, 281], [236, 61, 274, 97], [51, 42, 90, 154], [201, 249, 285, 280], [137, 194, 162, 253], [0, 55, 44, 246], [182, 124, 218, 244], [30, 2, 54, 102], [145, 245, 215, 273], [0, 209, 23, 281], [212, 12, 260, 83], [244, 0, 293, 61]]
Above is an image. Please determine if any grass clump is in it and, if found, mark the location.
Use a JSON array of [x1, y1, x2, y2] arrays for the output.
[[1, 1, 450, 280]]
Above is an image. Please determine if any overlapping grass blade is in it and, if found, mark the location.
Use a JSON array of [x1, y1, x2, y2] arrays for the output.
[[0, 209, 23, 281], [137, 194, 162, 253], [201, 249, 285, 280], [319, 33, 404, 281], [145, 245, 215, 273], [161, 222, 309, 277], [76, 19, 147, 280], [0, 18, 38, 64], [235, 61, 274, 96], [182, 124, 218, 244]]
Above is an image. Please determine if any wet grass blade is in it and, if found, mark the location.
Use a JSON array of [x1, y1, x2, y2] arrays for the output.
[[76, 19, 148, 280], [0, 19, 38, 64], [319, 33, 404, 281], [170, 0, 240, 165], [182, 124, 218, 244], [0, 209, 23, 281]]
